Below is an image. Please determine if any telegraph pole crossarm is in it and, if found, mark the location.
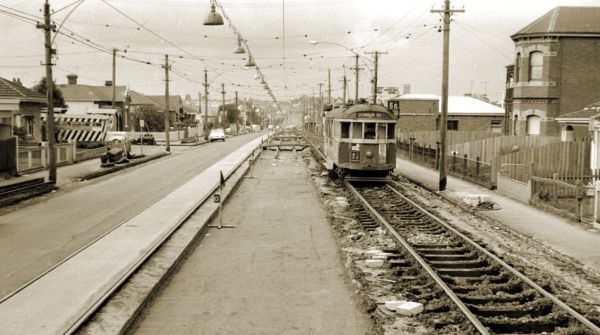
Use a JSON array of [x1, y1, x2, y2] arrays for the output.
[[431, 0, 464, 192]]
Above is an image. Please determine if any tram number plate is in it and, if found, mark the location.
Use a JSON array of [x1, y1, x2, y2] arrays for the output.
[[351, 151, 360, 162]]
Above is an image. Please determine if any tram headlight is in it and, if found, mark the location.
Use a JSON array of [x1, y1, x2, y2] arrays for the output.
[[366, 151, 373, 158]]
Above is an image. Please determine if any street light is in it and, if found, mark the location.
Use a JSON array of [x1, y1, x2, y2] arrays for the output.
[[204, 2, 224, 26], [233, 36, 245, 54]]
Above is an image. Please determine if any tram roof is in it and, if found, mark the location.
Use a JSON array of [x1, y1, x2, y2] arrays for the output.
[[324, 103, 394, 120]]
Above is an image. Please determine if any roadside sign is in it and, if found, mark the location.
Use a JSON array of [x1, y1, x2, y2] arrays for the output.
[[213, 194, 221, 203], [139, 119, 145, 128]]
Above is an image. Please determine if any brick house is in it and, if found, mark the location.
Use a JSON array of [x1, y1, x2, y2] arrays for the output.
[[505, 6, 600, 137], [0, 77, 46, 142], [555, 100, 600, 141], [145, 95, 184, 126], [388, 94, 504, 133]]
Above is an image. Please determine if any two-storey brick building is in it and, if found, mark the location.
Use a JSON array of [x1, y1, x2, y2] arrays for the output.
[[506, 6, 600, 137]]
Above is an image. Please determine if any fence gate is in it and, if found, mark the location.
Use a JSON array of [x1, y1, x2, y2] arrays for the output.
[[0, 137, 17, 178]]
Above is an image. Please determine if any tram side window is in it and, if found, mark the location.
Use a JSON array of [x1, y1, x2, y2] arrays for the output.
[[341, 122, 350, 138], [387, 123, 395, 139], [364, 123, 376, 139], [377, 123, 386, 139], [352, 122, 362, 139]]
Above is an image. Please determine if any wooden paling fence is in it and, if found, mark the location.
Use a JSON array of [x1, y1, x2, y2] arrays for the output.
[[397, 130, 499, 149]]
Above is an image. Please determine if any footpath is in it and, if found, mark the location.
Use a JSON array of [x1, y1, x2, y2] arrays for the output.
[[132, 149, 371, 334], [394, 157, 600, 272]]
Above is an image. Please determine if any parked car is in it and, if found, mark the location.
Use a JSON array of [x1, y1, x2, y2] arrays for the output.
[[251, 124, 261, 132], [132, 133, 155, 145], [105, 131, 129, 143], [208, 128, 225, 142]]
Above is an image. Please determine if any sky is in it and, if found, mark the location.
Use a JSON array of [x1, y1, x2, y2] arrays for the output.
[[1, 0, 599, 106]]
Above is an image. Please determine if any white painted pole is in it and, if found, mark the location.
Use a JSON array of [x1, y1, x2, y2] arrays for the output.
[[594, 181, 600, 229]]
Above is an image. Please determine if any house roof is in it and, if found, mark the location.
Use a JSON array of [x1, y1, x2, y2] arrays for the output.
[[512, 6, 600, 39], [446, 96, 504, 116], [145, 95, 183, 112], [556, 100, 600, 122], [0, 77, 45, 102], [128, 90, 159, 106], [57, 84, 127, 102], [392, 93, 440, 101]]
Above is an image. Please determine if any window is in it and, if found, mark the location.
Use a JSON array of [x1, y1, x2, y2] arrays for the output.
[[529, 51, 543, 81], [526, 115, 541, 135], [387, 123, 395, 139], [377, 123, 386, 139], [341, 122, 350, 138], [515, 53, 521, 82], [561, 125, 574, 142], [352, 122, 362, 139], [364, 123, 376, 139], [491, 119, 502, 133], [447, 120, 459, 130]]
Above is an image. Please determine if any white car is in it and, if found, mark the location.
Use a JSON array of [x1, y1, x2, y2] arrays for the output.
[[208, 128, 225, 142], [105, 131, 129, 143]]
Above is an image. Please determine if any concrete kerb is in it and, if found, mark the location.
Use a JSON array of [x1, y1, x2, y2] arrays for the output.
[[78, 140, 265, 334], [79, 152, 170, 181]]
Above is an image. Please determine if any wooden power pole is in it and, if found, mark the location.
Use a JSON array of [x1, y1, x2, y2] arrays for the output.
[[235, 91, 239, 135], [365, 50, 387, 104], [37, 0, 57, 184], [203, 69, 209, 136], [163, 54, 170, 152], [432, 0, 464, 191], [220, 83, 226, 129]]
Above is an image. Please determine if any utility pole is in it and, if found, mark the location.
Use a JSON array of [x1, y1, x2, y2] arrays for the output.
[[220, 83, 226, 129], [351, 55, 362, 103], [318, 83, 323, 134], [163, 54, 170, 152], [203, 69, 209, 137], [37, 0, 57, 184], [365, 50, 387, 104], [432, 0, 464, 191], [234, 91, 239, 135], [112, 48, 116, 109], [327, 69, 331, 104]]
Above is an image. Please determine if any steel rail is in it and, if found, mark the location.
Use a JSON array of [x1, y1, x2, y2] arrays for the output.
[[386, 181, 600, 334], [345, 180, 491, 335]]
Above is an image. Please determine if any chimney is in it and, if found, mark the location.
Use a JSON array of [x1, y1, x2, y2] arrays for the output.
[[403, 84, 411, 95], [67, 74, 78, 85], [105, 80, 113, 86]]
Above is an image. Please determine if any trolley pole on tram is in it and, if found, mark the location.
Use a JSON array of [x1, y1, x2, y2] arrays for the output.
[[432, 0, 464, 191]]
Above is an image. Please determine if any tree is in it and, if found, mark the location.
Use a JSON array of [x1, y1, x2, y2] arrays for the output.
[[32, 77, 66, 107], [219, 103, 239, 126], [131, 105, 164, 131]]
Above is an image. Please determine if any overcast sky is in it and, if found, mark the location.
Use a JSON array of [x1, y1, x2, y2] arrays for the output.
[[1, 0, 599, 104]]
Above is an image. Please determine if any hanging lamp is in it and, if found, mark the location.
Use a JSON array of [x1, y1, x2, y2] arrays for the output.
[[233, 37, 245, 54], [204, 2, 224, 26]]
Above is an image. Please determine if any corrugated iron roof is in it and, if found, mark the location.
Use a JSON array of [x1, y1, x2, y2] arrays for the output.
[[0, 77, 45, 101], [57, 84, 127, 102], [556, 100, 600, 120], [512, 6, 600, 39]]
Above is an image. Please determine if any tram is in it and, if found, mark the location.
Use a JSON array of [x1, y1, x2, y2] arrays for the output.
[[322, 102, 397, 177]]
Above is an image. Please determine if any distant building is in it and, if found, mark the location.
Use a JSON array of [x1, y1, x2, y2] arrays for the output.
[[506, 6, 600, 136], [388, 94, 504, 133], [0, 77, 46, 142], [555, 100, 600, 141]]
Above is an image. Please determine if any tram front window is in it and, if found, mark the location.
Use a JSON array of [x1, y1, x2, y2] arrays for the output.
[[364, 123, 376, 139], [377, 123, 386, 139], [341, 122, 350, 138], [387, 123, 395, 139]]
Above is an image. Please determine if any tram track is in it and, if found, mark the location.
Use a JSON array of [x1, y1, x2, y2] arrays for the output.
[[345, 179, 600, 335]]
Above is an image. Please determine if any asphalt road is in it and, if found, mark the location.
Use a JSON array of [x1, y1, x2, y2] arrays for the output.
[[0, 132, 265, 298]]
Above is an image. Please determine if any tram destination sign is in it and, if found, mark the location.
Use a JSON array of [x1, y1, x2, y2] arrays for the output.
[[355, 112, 387, 118]]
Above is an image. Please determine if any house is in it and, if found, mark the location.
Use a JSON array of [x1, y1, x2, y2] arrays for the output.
[[58, 75, 128, 131], [58, 74, 159, 132], [505, 6, 600, 136], [0, 77, 46, 142], [388, 94, 505, 134], [555, 100, 600, 141], [145, 95, 185, 126]]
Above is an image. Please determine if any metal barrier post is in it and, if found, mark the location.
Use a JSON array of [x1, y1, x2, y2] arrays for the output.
[[209, 170, 235, 229]]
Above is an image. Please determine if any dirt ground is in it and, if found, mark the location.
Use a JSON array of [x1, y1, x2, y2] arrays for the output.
[[130, 149, 372, 335], [302, 149, 600, 334]]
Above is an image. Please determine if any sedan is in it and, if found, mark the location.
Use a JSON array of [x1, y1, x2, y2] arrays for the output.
[[208, 128, 225, 142]]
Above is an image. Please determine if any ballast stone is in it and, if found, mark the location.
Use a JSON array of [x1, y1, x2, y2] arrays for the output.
[[396, 301, 424, 316], [384, 300, 406, 311], [365, 259, 384, 268]]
